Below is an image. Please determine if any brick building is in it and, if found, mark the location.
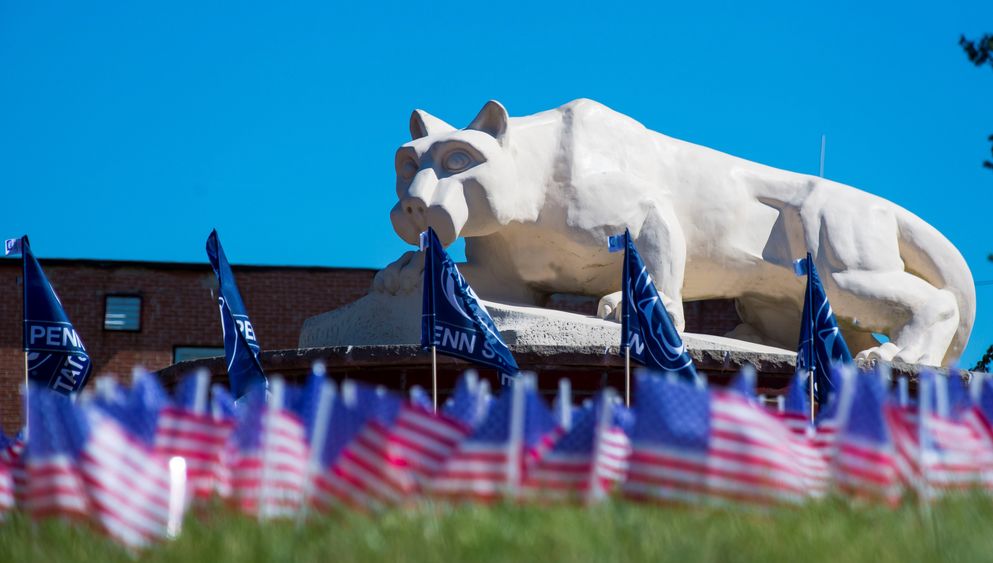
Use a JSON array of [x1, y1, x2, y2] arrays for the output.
[[0, 257, 376, 433]]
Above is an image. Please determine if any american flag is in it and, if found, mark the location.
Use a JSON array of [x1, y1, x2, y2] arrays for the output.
[[623, 374, 811, 508], [326, 384, 415, 509], [309, 393, 362, 510], [229, 383, 309, 519], [76, 373, 176, 548], [23, 386, 90, 520], [885, 372, 986, 497], [812, 365, 851, 460], [430, 376, 557, 501], [522, 391, 631, 502], [0, 461, 11, 517], [155, 373, 234, 502], [726, 366, 758, 400], [775, 372, 829, 498], [375, 373, 483, 489], [0, 430, 26, 509], [80, 406, 172, 549], [832, 372, 902, 505], [385, 404, 472, 486], [964, 376, 993, 490], [443, 370, 490, 429]]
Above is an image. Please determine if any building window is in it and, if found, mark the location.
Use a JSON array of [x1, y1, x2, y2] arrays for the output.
[[104, 295, 141, 331], [173, 346, 225, 364]]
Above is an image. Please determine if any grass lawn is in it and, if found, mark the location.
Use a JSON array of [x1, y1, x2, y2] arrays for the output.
[[2, 496, 993, 562]]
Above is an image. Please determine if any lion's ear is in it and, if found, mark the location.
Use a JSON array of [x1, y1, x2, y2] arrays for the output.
[[467, 100, 508, 144], [410, 109, 455, 140]]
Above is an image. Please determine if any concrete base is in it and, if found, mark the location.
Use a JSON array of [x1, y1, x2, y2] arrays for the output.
[[299, 292, 796, 360]]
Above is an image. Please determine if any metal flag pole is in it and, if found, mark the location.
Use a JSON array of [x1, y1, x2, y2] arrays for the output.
[[21, 245, 30, 441], [432, 345, 438, 413], [625, 345, 631, 407], [23, 351, 29, 441], [806, 256, 816, 426]]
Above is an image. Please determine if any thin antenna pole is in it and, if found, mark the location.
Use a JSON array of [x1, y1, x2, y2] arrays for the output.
[[819, 134, 826, 178]]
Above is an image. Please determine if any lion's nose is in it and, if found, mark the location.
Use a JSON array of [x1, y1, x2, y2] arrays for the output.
[[402, 197, 427, 217], [400, 196, 429, 230]]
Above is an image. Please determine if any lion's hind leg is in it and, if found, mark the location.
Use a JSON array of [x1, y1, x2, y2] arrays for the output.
[[830, 269, 959, 366]]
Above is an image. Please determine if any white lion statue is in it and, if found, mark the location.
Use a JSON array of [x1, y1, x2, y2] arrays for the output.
[[374, 98, 975, 366]]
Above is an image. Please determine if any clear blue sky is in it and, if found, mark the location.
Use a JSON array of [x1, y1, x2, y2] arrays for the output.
[[2, 1, 991, 364]]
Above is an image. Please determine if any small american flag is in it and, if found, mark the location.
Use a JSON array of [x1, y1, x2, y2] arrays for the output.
[[229, 383, 309, 519], [430, 376, 556, 501], [522, 391, 631, 502], [812, 365, 851, 460], [0, 430, 26, 510], [832, 372, 902, 505], [80, 407, 172, 549], [623, 374, 811, 508], [386, 404, 472, 486], [964, 376, 993, 490], [23, 386, 90, 520], [309, 383, 373, 512], [155, 373, 234, 502], [329, 385, 416, 509], [886, 372, 986, 497], [775, 372, 829, 498], [442, 371, 490, 429], [0, 457, 12, 517]]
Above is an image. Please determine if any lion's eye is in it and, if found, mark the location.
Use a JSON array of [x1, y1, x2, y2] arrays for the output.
[[443, 150, 472, 172], [399, 158, 418, 181]]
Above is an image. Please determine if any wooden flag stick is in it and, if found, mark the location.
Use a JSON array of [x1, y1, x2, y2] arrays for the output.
[[431, 345, 438, 413], [625, 346, 631, 407]]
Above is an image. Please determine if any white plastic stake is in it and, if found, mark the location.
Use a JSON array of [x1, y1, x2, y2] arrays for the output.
[[558, 379, 572, 431], [464, 369, 479, 394], [776, 395, 785, 413], [970, 372, 985, 404], [506, 375, 528, 499], [192, 368, 210, 416], [300, 379, 335, 522], [587, 389, 616, 505], [259, 377, 285, 521], [934, 373, 949, 419], [167, 456, 188, 538], [898, 377, 910, 407]]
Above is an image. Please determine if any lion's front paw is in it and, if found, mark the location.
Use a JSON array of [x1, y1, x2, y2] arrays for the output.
[[854, 342, 901, 366], [597, 291, 624, 323], [372, 251, 425, 296]]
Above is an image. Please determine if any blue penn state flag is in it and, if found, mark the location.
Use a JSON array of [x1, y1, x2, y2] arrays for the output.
[[793, 252, 852, 406], [7, 235, 92, 395], [206, 229, 267, 398], [608, 229, 698, 381], [419, 227, 519, 381]]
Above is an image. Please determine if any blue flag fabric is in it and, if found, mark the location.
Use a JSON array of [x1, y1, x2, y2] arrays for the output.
[[206, 230, 267, 398], [14, 236, 92, 395], [608, 230, 698, 382], [420, 227, 519, 380], [794, 252, 852, 406]]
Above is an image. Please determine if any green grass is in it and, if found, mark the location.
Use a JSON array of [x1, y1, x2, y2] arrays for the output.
[[3, 496, 993, 562]]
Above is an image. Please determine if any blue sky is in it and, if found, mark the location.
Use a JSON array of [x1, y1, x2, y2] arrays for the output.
[[2, 1, 992, 363]]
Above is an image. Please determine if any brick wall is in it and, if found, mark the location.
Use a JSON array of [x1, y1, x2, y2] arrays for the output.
[[0, 258, 375, 433], [0, 257, 743, 434]]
